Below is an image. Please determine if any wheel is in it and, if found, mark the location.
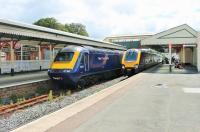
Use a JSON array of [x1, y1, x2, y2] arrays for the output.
[[135, 68, 139, 74], [76, 78, 85, 90], [131, 69, 135, 75], [92, 76, 98, 84]]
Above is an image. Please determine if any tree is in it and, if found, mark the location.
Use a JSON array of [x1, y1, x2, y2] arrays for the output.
[[33, 17, 89, 36], [34, 18, 63, 30], [66, 23, 89, 36]]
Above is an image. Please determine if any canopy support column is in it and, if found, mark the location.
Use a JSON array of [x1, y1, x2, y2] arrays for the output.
[[10, 41, 14, 62], [0, 49, 1, 71], [20, 44, 23, 61], [169, 44, 172, 72], [38, 45, 41, 60], [10, 41, 15, 76], [49, 44, 52, 61], [52, 47, 55, 60], [182, 46, 185, 64]]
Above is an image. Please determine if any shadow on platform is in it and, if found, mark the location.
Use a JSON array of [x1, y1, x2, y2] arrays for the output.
[[144, 64, 198, 74]]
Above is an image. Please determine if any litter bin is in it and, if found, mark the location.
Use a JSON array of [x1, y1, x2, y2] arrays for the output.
[[11, 68, 14, 76]]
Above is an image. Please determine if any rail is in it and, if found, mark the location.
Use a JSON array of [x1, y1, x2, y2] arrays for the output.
[[0, 95, 48, 115]]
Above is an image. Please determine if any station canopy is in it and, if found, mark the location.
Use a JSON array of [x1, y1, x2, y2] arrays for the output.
[[141, 24, 198, 46], [0, 19, 125, 50]]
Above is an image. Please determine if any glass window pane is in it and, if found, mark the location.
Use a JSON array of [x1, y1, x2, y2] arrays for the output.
[[125, 51, 138, 61], [54, 52, 74, 62]]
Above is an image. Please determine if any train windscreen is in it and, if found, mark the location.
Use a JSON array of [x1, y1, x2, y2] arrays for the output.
[[125, 51, 138, 61], [54, 52, 74, 62]]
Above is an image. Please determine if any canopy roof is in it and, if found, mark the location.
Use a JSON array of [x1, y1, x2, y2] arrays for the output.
[[141, 24, 198, 45], [0, 19, 125, 50]]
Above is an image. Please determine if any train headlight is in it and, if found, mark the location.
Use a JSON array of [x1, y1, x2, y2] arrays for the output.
[[122, 65, 125, 69], [134, 65, 139, 69], [48, 69, 52, 73], [63, 69, 71, 73]]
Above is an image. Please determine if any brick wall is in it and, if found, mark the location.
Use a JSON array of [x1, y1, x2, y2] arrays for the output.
[[0, 80, 51, 99]]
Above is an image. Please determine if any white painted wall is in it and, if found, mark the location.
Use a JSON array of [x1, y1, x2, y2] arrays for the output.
[[197, 33, 200, 72], [185, 48, 193, 64], [193, 47, 197, 66]]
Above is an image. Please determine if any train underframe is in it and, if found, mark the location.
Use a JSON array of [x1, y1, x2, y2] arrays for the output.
[[76, 68, 122, 89], [124, 62, 159, 76], [50, 68, 122, 89]]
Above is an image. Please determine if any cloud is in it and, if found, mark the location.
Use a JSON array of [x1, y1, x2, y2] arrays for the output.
[[0, 0, 68, 23], [0, 0, 200, 39]]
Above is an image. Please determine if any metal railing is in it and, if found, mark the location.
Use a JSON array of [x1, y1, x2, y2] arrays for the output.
[[0, 60, 51, 74]]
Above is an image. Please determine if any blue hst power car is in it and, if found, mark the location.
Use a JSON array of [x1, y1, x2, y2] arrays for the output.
[[48, 46, 123, 88]]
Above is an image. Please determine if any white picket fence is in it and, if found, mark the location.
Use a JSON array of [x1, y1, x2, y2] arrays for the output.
[[0, 60, 51, 74]]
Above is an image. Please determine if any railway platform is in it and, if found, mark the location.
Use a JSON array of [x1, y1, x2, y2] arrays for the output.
[[13, 65, 200, 132], [0, 71, 49, 88], [150, 64, 198, 74]]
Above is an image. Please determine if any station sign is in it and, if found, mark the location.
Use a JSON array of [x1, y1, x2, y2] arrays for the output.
[[16, 52, 30, 56], [30, 47, 38, 51], [40, 44, 50, 48], [1, 47, 10, 52], [16, 47, 38, 52]]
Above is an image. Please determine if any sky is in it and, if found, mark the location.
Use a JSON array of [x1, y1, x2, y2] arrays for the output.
[[0, 0, 200, 39]]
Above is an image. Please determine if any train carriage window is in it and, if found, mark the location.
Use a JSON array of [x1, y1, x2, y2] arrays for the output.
[[54, 52, 74, 62], [94, 54, 105, 65], [125, 51, 138, 61]]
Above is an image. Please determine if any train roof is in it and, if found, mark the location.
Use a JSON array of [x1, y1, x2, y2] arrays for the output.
[[127, 48, 162, 55], [60, 45, 122, 54], [60, 45, 85, 52]]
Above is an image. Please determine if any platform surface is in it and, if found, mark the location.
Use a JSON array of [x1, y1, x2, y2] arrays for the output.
[[0, 71, 49, 88], [71, 65, 200, 132]]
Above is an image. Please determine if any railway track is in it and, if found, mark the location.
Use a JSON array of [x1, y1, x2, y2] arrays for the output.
[[0, 76, 127, 131], [0, 95, 48, 116], [0, 73, 124, 117]]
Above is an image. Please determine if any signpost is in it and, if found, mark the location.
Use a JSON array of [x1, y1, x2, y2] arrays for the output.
[[169, 43, 172, 72]]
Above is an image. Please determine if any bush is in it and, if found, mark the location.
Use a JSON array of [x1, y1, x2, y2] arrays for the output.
[[25, 93, 35, 100], [66, 90, 72, 96], [48, 90, 53, 101], [0, 98, 2, 106], [36, 86, 48, 96], [9, 94, 18, 103]]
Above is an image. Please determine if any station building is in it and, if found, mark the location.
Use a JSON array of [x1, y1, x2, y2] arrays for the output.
[[105, 24, 200, 72], [104, 35, 151, 49]]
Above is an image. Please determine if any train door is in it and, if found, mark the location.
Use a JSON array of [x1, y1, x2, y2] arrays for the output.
[[79, 53, 89, 73], [139, 52, 147, 69], [84, 53, 89, 72]]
